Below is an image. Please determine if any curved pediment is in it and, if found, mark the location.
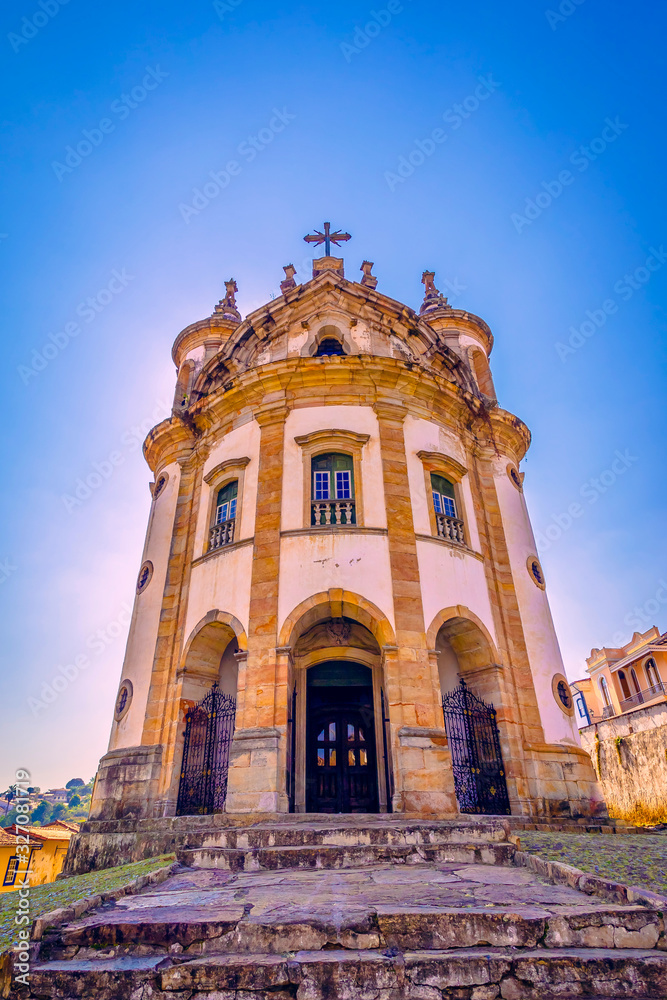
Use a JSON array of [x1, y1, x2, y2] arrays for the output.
[[191, 271, 479, 403]]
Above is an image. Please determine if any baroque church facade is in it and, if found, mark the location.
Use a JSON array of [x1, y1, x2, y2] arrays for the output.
[[89, 236, 604, 824]]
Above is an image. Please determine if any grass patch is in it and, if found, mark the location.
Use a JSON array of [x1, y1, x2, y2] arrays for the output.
[[0, 854, 174, 955], [520, 831, 667, 896]]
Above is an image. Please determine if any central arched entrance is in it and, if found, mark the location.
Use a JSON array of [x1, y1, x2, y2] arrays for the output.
[[306, 661, 379, 813]]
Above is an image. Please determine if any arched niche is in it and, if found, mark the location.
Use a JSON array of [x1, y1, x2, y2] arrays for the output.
[[470, 348, 495, 398]]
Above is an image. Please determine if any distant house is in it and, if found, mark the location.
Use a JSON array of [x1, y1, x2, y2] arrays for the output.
[[43, 788, 69, 804], [1, 824, 75, 891]]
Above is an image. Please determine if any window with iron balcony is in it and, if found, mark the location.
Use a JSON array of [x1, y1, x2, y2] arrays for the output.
[[311, 453, 356, 527], [210, 480, 238, 550], [430, 472, 465, 545]]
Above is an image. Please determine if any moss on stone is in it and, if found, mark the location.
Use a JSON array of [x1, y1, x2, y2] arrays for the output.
[[0, 853, 175, 955], [521, 831, 667, 896]]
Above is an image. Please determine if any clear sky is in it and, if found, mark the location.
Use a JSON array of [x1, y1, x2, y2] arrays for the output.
[[1, 0, 665, 791]]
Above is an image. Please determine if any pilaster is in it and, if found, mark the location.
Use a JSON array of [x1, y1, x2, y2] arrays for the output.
[[374, 398, 456, 814], [225, 402, 290, 813]]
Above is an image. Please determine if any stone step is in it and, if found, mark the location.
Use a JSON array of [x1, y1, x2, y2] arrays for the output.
[[43, 902, 663, 960], [182, 817, 512, 850], [28, 947, 667, 999], [176, 840, 516, 871]]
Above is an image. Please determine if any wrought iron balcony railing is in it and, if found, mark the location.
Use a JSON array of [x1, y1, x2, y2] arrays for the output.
[[209, 518, 235, 551], [619, 680, 665, 713], [436, 513, 465, 544], [311, 500, 356, 526]]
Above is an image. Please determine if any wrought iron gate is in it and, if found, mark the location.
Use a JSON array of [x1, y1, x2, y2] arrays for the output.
[[176, 683, 236, 815], [442, 679, 510, 815]]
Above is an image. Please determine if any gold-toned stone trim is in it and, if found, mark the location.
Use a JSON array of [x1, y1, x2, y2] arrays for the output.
[[414, 533, 483, 561], [281, 526, 388, 539], [192, 535, 254, 567], [203, 456, 251, 485]]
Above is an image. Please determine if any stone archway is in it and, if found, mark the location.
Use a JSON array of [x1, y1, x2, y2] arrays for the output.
[[166, 611, 247, 815], [280, 591, 395, 814], [427, 606, 501, 707]]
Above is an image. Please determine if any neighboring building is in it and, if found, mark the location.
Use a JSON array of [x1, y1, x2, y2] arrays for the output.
[[1, 824, 74, 892], [578, 627, 667, 825], [582, 627, 667, 722], [571, 678, 595, 729], [86, 237, 604, 840]]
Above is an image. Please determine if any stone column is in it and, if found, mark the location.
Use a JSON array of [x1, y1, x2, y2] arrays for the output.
[[225, 402, 289, 813], [374, 399, 457, 815]]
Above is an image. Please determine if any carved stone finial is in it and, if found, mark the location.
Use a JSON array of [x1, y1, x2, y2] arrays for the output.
[[214, 278, 242, 322], [280, 264, 297, 293], [420, 270, 449, 315], [360, 260, 378, 290]]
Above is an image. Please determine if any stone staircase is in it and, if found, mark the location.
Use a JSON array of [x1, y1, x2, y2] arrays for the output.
[[18, 817, 667, 999]]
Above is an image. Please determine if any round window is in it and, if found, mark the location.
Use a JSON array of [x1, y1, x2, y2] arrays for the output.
[[153, 473, 168, 499], [114, 680, 133, 722], [551, 674, 574, 716], [136, 560, 154, 594], [507, 464, 523, 491], [527, 556, 546, 590]]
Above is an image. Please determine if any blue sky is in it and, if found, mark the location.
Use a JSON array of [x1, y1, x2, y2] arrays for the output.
[[1, 0, 665, 790]]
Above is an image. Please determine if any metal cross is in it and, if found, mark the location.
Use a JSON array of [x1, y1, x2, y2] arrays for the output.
[[304, 222, 351, 256]]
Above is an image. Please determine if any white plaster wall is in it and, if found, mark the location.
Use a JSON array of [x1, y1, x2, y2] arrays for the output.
[[494, 459, 580, 745], [278, 533, 395, 638], [184, 543, 254, 646], [109, 462, 181, 752], [194, 421, 261, 558], [403, 416, 481, 553], [417, 540, 497, 646], [282, 406, 387, 531]]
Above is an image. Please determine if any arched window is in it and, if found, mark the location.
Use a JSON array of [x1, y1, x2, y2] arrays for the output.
[[599, 676, 611, 708], [618, 670, 631, 700], [315, 337, 345, 357], [646, 657, 661, 689], [311, 453, 355, 525], [210, 480, 238, 549], [430, 473, 464, 544]]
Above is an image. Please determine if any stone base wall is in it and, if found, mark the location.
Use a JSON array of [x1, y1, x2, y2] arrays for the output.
[[580, 700, 667, 825], [88, 745, 164, 822]]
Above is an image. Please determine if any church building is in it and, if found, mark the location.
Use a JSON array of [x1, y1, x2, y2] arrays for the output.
[[89, 227, 604, 825]]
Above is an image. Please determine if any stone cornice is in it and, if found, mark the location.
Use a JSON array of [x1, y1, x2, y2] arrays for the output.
[[143, 356, 531, 473]]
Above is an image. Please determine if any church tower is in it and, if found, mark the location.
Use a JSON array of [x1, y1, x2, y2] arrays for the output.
[[89, 229, 604, 824]]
